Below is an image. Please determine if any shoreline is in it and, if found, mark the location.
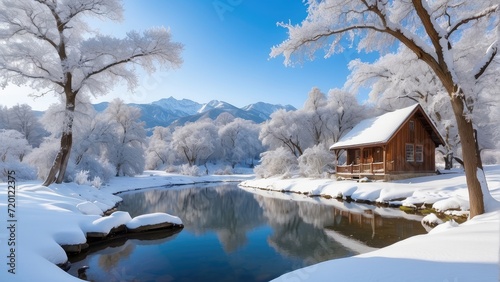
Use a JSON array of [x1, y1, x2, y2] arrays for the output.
[[1, 167, 499, 281]]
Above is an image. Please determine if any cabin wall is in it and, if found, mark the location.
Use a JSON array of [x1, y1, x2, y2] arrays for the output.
[[386, 117, 436, 173]]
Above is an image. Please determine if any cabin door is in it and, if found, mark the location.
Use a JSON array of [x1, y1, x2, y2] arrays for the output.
[[373, 147, 383, 163]]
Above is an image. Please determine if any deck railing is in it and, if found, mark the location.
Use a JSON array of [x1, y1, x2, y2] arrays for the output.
[[336, 162, 385, 175]]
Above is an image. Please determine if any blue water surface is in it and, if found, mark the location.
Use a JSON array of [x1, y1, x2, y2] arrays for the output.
[[68, 183, 425, 282]]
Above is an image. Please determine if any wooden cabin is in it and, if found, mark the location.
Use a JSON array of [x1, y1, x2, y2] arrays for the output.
[[330, 104, 445, 181]]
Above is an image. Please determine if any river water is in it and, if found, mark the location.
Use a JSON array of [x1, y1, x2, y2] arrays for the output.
[[68, 183, 426, 281]]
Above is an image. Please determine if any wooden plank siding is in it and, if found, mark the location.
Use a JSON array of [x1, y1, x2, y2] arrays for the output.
[[385, 115, 436, 174]]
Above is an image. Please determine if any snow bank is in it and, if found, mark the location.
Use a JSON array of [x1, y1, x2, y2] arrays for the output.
[[241, 165, 500, 214], [248, 165, 500, 282], [0, 171, 234, 282], [83, 211, 132, 234], [421, 213, 443, 226], [273, 211, 500, 282], [126, 212, 183, 229]]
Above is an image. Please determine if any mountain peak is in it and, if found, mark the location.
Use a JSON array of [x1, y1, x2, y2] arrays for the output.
[[198, 100, 237, 113], [94, 97, 296, 132]]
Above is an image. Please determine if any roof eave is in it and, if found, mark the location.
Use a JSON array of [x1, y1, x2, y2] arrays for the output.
[[330, 141, 388, 151]]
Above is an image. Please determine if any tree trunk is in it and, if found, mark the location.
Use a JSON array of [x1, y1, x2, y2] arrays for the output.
[[443, 152, 453, 170], [42, 94, 76, 186], [449, 95, 485, 219]]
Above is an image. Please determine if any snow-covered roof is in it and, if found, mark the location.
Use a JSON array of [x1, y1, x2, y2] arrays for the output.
[[330, 104, 421, 150]]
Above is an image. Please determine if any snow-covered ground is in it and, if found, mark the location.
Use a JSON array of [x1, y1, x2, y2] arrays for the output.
[[241, 165, 500, 215], [1, 166, 499, 281], [0, 171, 252, 282], [241, 165, 500, 282]]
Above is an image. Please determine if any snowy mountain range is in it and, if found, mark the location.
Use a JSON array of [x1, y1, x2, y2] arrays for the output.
[[93, 96, 296, 129]]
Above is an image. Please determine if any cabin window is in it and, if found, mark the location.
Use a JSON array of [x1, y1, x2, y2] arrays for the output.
[[415, 145, 424, 162], [409, 120, 415, 142], [405, 144, 414, 162]]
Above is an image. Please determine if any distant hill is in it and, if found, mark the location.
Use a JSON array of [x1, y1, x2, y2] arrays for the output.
[[92, 96, 296, 130]]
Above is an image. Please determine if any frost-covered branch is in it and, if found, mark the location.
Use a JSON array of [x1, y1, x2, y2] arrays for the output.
[[474, 44, 498, 80], [447, 5, 498, 38]]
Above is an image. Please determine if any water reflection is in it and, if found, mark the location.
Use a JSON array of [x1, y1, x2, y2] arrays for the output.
[[118, 184, 265, 253], [69, 184, 426, 282]]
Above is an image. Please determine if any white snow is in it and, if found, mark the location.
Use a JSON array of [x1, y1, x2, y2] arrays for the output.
[[126, 212, 183, 229], [273, 211, 499, 282], [0, 172, 251, 282], [329, 104, 419, 149], [1, 166, 499, 281], [83, 211, 132, 234], [242, 165, 500, 282], [421, 213, 444, 226]]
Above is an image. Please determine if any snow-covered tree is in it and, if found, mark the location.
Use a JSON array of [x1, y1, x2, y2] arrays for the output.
[[172, 119, 219, 167], [254, 147, 298, 178], [298, 143, 333, 178], [219, 118, 262, 168], [33, 95, 116, 181], [0, 106, 9, 129], [214, 112, 236, 126], [0, 129, 37, 181], [302, 87, 329, 145], [103, 99, 146, 177], [0, 129, 31, 162], [3, 104, 46, 147], [0, 0, 183, 186], [260, 109, 313, 157], [145, 126, 174, 170], [271, 0, 499, 218], [324, 89, 368, 145], [24, 137, 60, 180]]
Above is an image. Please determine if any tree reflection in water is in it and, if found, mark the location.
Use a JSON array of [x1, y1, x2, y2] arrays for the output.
[[69, 184, 426, 282]]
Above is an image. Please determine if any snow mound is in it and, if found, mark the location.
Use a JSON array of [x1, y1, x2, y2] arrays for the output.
[[428, 219, 459, 234], [433, 196, 469, 212], [76, 201, 103, 215], [421, 213, 444, 226], [126, 212, 183, 229], [84, 211, 132, 234]]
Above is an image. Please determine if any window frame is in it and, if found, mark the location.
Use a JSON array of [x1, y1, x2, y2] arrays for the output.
[[405, 143, 414, 162], [415, 145, 424, 163], [409, 120, 415, 143]]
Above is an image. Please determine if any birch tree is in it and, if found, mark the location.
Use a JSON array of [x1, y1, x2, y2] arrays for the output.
[[271, 0, 499, 218], [0, 0, 183, 186]]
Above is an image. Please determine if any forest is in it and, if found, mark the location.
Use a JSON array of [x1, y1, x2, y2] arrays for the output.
[[1, 82, 499, 185]]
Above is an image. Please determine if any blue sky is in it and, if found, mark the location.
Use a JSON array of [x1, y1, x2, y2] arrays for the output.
[[1, 0, 377, 110]]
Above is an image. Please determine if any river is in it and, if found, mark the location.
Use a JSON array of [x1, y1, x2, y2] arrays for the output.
[[68, 183, 426, 281]]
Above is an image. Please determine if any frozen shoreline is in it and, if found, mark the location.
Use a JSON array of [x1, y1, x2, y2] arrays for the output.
[[0, 171, 253, 282], [241, 165, 500, 282], [1, 167, 499, 281]]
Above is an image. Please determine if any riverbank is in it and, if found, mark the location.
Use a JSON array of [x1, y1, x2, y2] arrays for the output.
[[241, 165, 500, 281], [1, 166, 499, 281], [0, 171, 253, 282], [241, 165, 500, 216]]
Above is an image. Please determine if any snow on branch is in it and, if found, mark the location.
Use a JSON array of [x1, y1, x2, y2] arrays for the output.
[[473, 42, 498, 80], [447, 5, 499, 39], [75, 27, 183, 94], [270, 0, 439, 66]]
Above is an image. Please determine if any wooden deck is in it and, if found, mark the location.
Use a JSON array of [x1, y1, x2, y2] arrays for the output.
[[336, 162, 386, 179]]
